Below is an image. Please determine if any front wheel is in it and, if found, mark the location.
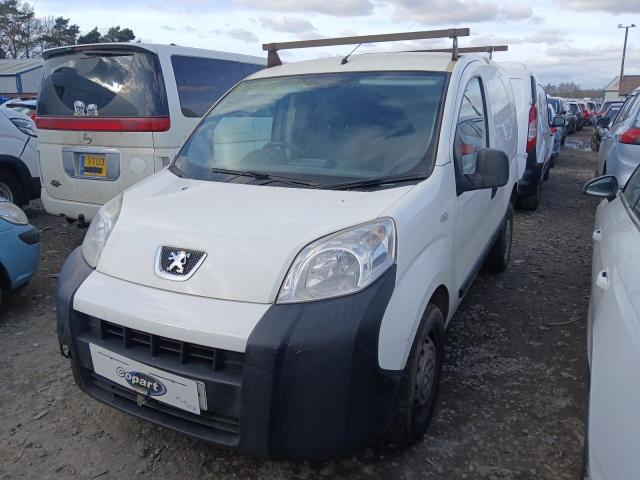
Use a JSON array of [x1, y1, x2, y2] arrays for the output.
[[387, 304, 445, 446], [484, 204, 513, 273], [0, 171, 24, 205]]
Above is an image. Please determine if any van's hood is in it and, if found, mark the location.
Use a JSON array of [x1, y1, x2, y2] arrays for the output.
[[97, 169, 412, 303]]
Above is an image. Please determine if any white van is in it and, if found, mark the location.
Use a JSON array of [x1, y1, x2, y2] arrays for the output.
[[0, 109, 39, 205], [501, 62, 554, 210], [36, 43, 265, 223], [56, 30, 518, 459]]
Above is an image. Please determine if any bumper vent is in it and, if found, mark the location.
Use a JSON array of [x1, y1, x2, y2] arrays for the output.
[[91, 319, 244, 374]]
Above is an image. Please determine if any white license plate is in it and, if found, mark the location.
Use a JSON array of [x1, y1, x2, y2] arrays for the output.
[[89, 343, 205, 415]]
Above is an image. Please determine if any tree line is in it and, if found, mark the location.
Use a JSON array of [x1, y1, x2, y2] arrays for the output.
[[544, 82, 605, 99], [0, 0, 136, 59]]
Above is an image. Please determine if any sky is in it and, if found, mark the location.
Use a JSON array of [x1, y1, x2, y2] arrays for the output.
[[29, 0, 640, 89]]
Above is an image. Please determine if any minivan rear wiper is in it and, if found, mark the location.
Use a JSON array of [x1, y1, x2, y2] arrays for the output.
[[320, 174, 428, 190], [210, 167, 319, 188]]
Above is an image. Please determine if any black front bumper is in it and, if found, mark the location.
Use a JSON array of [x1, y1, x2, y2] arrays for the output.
[[57, 248, 401, 459]]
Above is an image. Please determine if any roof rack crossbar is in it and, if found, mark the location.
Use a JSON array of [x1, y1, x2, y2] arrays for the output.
[[263, 28, 471, 67], [410, 45, 508, 59]]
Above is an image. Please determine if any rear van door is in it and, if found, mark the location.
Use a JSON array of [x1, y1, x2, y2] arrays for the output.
[[36, 45, 168, 207]]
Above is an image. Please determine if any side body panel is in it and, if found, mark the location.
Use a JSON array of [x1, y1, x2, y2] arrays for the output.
[[378, 58, 516, 370], [589, 195, 640, 479]]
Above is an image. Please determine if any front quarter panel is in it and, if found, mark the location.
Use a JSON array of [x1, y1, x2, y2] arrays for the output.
[[377, 164, 455, 370]]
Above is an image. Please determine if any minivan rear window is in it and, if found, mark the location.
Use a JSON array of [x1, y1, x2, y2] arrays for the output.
[[38, 49, 168, 118]]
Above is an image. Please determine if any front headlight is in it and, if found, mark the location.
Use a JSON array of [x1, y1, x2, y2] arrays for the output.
[[81, 194, 123, 268], [277, 218, 396, 303], [10, 117, 37, 137], [0, 201, 28, 225]]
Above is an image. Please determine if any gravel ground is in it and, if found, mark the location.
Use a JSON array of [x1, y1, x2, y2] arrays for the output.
[[0, 128, 599, 480]]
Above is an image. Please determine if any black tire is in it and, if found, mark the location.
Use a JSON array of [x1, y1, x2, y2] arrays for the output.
[[484, 204, 513, 273], [387, 304, 445, 446], [517, 179, 541, 211], [550, 154, 556, 168], [0, 171, 24, 205], [543, 164, 550, 181]]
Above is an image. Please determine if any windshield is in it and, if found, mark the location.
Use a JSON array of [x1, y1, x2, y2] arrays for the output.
[[173, 71, 448, 188], [38, 49, 168, 117]]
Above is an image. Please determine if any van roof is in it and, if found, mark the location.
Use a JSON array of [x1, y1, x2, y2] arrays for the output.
[[42, 42, 265, 65], [249, 51, 465, 79]]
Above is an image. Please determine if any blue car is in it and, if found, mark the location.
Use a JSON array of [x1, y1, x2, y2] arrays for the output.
[[0, 199, 39, 300]]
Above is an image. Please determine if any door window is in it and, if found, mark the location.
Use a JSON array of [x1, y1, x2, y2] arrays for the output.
[[623, 165, 640, 212], [454, 77, 488, 177], [612, 94, 638, 126], [171, 56, 264, 117]]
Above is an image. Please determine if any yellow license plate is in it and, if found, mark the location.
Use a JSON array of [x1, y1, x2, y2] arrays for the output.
[[81, 155, 107, 177]]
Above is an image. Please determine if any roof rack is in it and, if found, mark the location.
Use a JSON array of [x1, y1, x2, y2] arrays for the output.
[[411, 45, 508, 59], [263, 28, 471, 67]]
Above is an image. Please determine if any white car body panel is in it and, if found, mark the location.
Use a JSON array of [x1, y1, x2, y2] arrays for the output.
[[501, 62, 551, 179], [38, 43, 265, 220], [0, 109, 39, 178], [72, 52, 518, 373], [588, 194, 640, 479], [74, 271, 269, 352], [97, 168, 414, 304]]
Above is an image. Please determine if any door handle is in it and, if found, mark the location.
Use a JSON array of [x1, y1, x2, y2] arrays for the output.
[[596, 270, 609, 290], [592, 228, 602, 241]]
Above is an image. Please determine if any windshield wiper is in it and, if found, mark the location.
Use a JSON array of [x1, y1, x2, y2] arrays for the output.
[[320, 174, 427, 191], [210, 167, 319, 188]]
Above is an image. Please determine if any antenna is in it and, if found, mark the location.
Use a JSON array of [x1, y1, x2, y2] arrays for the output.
[[341, 43, 362, 65]]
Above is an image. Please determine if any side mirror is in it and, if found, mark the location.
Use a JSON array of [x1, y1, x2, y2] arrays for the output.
[[583, 175, 619, 199], [458, 148, 509, 194], [551, 116, 566, 127], [596, 117, 610, 128]]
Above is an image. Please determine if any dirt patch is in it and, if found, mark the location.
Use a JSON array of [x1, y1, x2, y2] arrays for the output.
[[0, 129, 598, 480]]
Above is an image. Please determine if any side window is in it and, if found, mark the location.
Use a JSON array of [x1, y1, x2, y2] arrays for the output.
[[623, 165, 640, 212], [454, 77, 488, 176], [171, 56, 253, 117], [613, 95, 637, 125]]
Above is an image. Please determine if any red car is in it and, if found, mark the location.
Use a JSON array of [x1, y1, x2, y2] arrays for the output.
[[579, 101, 591, 123]]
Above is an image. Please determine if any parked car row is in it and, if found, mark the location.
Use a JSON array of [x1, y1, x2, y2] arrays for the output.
[[0, 29, 596, 467], [35, 29, 578, 460]]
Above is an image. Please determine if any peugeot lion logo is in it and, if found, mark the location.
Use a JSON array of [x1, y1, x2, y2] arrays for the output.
[[155, 246, 206, 281], [167, 250, 190, 274]]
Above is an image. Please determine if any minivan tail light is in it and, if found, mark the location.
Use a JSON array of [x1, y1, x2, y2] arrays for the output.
[[35, 116, 171, 132], [550, 127, 558, 134], [620, 128, 640, 145], [527, 104, 537, 153]]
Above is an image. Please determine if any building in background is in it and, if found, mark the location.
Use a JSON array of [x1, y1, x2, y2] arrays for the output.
[[0, 59, 43, 100], [604, 75, 640, 99]]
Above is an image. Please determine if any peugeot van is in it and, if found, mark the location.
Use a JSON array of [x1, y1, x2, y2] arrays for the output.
[[37, 43, 265, 223], [501, 62, 556, 210], [57, 30, 518, 459]]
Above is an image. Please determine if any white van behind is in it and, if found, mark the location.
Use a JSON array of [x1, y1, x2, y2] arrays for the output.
[[501, 62, 553, 210], [36, 43, 265, 222]]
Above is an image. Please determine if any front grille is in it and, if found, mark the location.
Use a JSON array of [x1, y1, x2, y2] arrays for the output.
[[91, 319, 244, 374]]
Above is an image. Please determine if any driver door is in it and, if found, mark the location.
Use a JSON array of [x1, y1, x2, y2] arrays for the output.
[[453, 74, 493, 298]]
